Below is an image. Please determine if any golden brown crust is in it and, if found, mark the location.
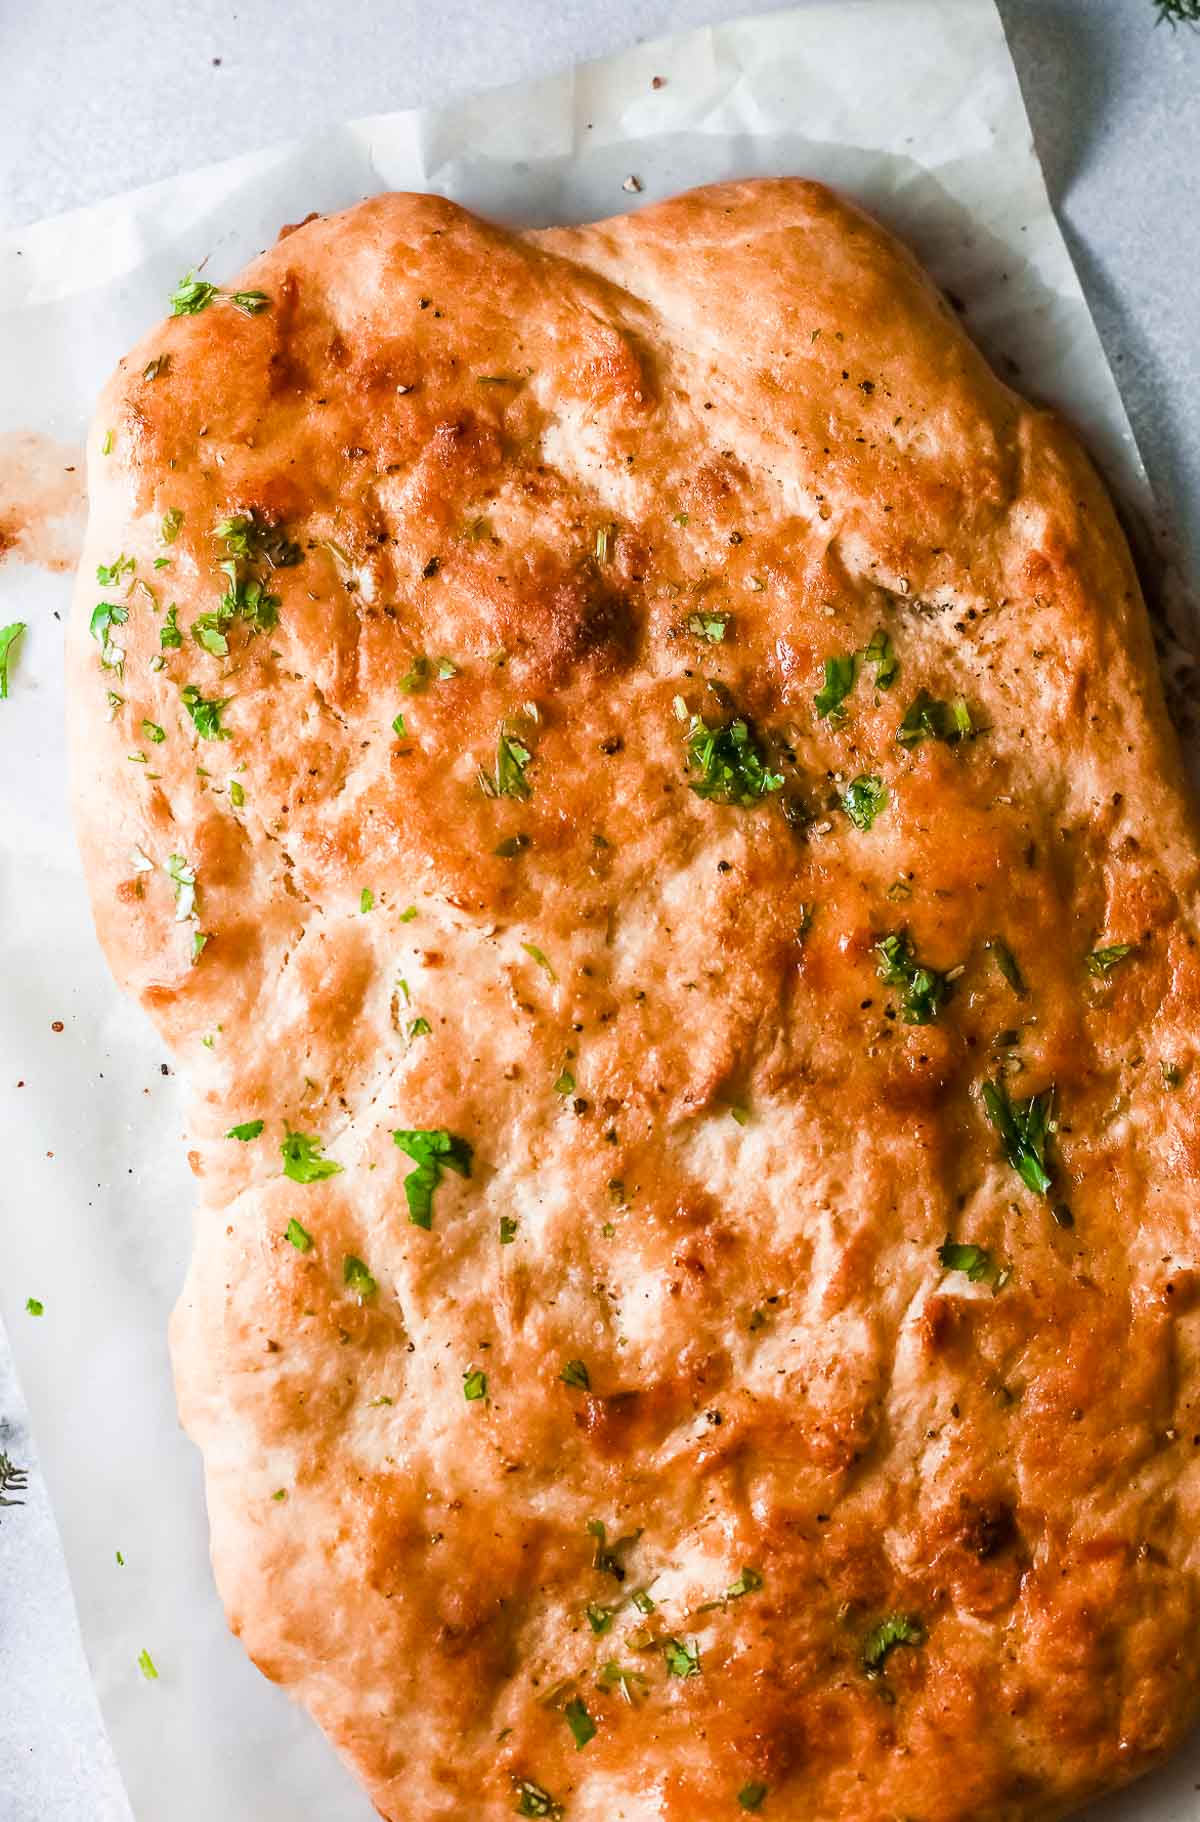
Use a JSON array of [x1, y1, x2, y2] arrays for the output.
[[68, 179, 1200, 1822]]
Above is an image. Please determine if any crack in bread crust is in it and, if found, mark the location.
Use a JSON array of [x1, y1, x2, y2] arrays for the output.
[[69, 180, 1200, 1822]]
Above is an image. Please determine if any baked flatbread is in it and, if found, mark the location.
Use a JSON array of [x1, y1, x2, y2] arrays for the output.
[[69, 181, 1200, 1821]]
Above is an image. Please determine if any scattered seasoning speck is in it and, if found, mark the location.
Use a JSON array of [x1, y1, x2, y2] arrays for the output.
[[51, 1020, 64, 1033], [622, 174, 643, 193]]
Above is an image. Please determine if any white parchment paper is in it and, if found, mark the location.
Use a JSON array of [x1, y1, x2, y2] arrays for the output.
[[0, 3, 1192, 1817]]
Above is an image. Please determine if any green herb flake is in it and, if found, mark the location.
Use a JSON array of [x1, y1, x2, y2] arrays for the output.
[[229, 779, 245, 808], [521, 942, 556, 980], [229, 290, 270, 315], [863, 627, 898, 689], [663, 1636, 701, 1678], [281, 1130, 343, 1184], [141, 719, 166, 744], [499, 1215, 518, 1245], [875, 931, 949, 1024], [738, 1786, 768, 1814], [101, 429, 114, 456], [359, 888, 374, 914], [96, 553, 135, 587], [160, 605, 182, 651], [841, 773, 887, 831], [631, 1588, 656, 1614], [137, 1648, 159, 1681], [407, 1016, 432, 1039], [399, 905, 418, 922], [142, 353, 169, 382], [480, 728, 533, 800], [393, 1128, 473, 1229], [161, 507, 183, 544], [987, 938, 1027, 995], [937, 1236, 997, 1283], [226, 1119, 264, 1143], [586, 1601, 614, 1635], [862, 1612, 926, 1675], [685, 715, 783, 807], [25, 1297, 43, 1317], [0, 622, 27, 699], [398, 654, 432, 694], [285, 1217, 313, 1253], [553, 1068, 576, 1096], [981, 1079, 1054, 1196], [513, 1779, 562, 1819], [814, 652, 857, 722], [343, 1255, 377, 1300], [392, 711, 407, 737], [170, 272, 220, 316], [726, 1565, 763, 1599], [896, 690, 976, 748], [463, 1367, 488, 1402], [1162, 1061, 1184, 1089], [688, 611, 730, 643], [180, 683, 230, 741], [560, 1359, 590, 1390], [594, 523, 617, 562], [163, 853, 197, 921], [191, 930, 210, 965], [1087, 942, 1135, 977], [564, 1696, 596, 1751]]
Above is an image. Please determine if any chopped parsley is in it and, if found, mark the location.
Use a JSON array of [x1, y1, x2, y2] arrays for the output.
[[137, 1648, 159, 1681], [141, 719, 166, 744], [101, 429, 114, 456], [161, 508, 183, 543], [215, 513, 302, 570], [90, 601, 128, 673], [25, 1297, 43, 1317], [586, 1602, 614, 1634], [217, 559, 279, 632], [144, 353, 170, 381], [560, 1359, 590, 1390], [226, 1119, 264, 1141], [987, 938, 1026, 995], [814, 652, 857, 722], [521, 942, 556, 980], [360, 888, 374, 913], [1087, 942, 1135, 977], [407, 1016, 432, 1039], [738, 1786, 768, 1813], [688, 611, 730, 643], [862, 1612, 925, 1675], [463, 1367, 488, 1402], [564, 1696, 596, 1750], [841, 773, 886, 830], [392, 1128, 473, 1229], [499, 1215, 518, 1244], [392, 712, 407, 737], [229, 780, 245, 807], [281, 1130, 343, 1183], [597, 1660, 648, 1703], [937, 1237, 998, 1283], [170, 276, 271, 317], [163, 853, 197, 921], [981, 1080, 1054, 1196], [284, 1217, 313, 1252], [513, 1780, 562, 1819], [663, 1636, 701, 1678], [896, 690, 975, 747], [875, 931, 949, 1024], [862, 626, 898, 688], [587, 1518, 634, 1582], [180, 683, 230, 741], [170, 273, 220, 315], [160, 605, 182, 650], [479, 728, 533, 799], [1162, 1061, 1184, 1089], [726, 1565, 763, 1599], [343, 1255, 377, 1300], [0, 622, 26, 699], [594, 523, 617, 562], [399, 905, 418, 922], [191, 930, 211, 964], [553, 1067, 576, 1096], [96, 553, 135, 587], [684, 714, 783, 806]]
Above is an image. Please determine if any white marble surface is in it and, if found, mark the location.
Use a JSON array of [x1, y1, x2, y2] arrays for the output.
[[0, 2, 1197, 1817]]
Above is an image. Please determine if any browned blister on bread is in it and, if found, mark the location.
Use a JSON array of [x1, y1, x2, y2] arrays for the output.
[[69, 181, 1200, 1822]]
